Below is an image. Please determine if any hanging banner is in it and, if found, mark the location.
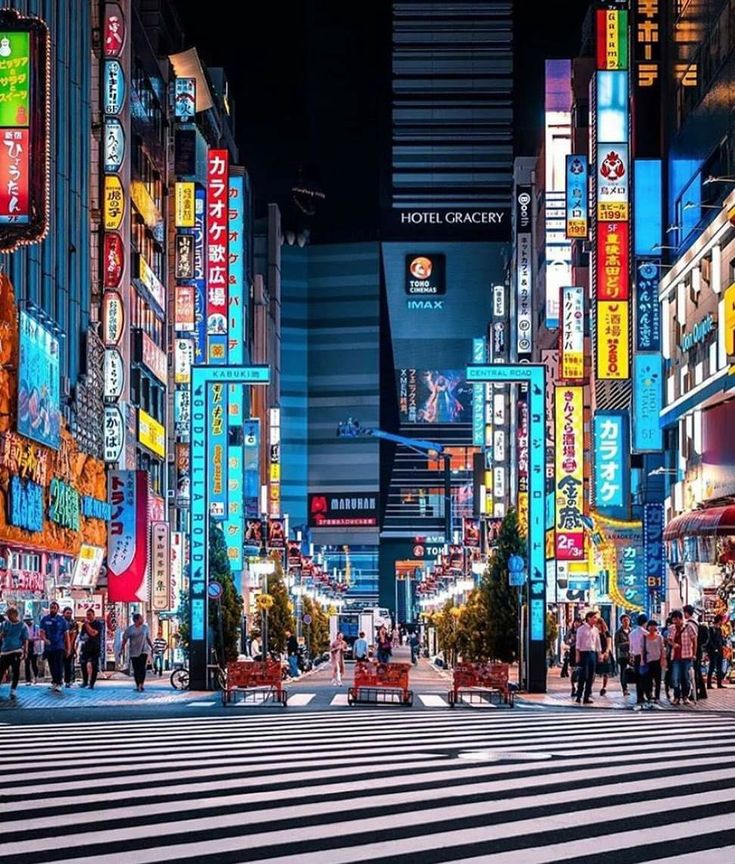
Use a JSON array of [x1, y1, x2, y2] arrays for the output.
[[463, 517, 480, 549], [175, 284, 196, 332], [103, 59, 125, 115], [596, 7, 628, 71], [516, 231, 532, 355], [633, 352, 663, 452], [103, 348, 124, 401], [103, 405, 124, 463], [103, 5, 125, 58], [206, 149, 229, 348], [644, 503, 666, 616], [103, 232, 124, 289], [565, 155, 588, 238], [103, 175, 124, 230], [243, 419, 261, 519], [596, 301, 630, 380], [192, 187, 207, 363], [555, 386, 585, 561], [103, 118, 125, 173], [102, 290, 125, 345], [175, 181, 195, 228], [151, 522, 172, 611], [228, 173, 245, 364], [594, 411, 629, 514], [207, 382, 227, 519], [267, 517, 286, 550], [0, 129, 30, 223], [107, 470, 148, 603], [174, 338, 194, 384], [174, 77, 196, 121], [175, 233, 195, 280], [635, 260, 661, 351], [561, 286, 584, 380]]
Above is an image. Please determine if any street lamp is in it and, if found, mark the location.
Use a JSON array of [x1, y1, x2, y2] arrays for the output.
[[651, 243, 679, 251], [684, 200, 723, 210], [703, 175, 735, 185]]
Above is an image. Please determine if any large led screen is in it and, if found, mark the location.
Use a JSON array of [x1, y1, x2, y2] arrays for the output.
[[396, 369, 472, 425]]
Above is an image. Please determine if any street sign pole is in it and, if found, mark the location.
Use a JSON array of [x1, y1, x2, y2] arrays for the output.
[[467, 364, 547, 693], [189, 365, 270, 690]]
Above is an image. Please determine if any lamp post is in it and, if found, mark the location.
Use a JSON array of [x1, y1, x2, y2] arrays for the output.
[[508, 554, 526, 688]]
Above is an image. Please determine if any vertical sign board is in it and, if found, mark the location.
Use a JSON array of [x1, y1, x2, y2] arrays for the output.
[[555, 386, 585, 561], [189, 365, 270, 690], [632, 0, 662, 158], [516, 186, 533, 357], [243, 419, 261, 518], [207, 383, 227, 520], [596, 7, 628, 70], [635, 261, 661, 351], [472, 338, 485, 445], [0, 12, 51, 251], [227, 172, 245, 364], [597, 301, 630, 380], [467, 365, 546, 693], [644, 503, 666, 617], [633, 352, 663, 452], [206, 149, 229, 364], [224, 384, 244, 572], [561, 286, 584, 380], [565, 155, 589, 239], [193, 187, 207, 364], [593, 411, 629, 518]]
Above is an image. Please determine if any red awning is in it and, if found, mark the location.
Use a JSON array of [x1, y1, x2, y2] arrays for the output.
[[664, 506, 735, 540]]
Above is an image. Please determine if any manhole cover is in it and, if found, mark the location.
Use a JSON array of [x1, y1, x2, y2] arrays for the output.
[[456, 750, 552, 762]]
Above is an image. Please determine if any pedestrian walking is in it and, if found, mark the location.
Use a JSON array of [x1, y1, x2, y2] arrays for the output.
[[23, 613, 42, 685], [575, 611, 601, 704], [152, 630, 168, 677], [40, 601, 70, 692], [667, 610, 696, 705], [330, 631, 347, 685], [629, 613, 650, 706], [120, 613, 153, 692], [391, 625, 401, 648], [62, 607, 79, 687], [707, 614, 727, 689], [595, 617, 612, 696], [643, 620, 665, 704], [376, 625, 392, 664], [409, 630, 420, 664], [683, 605, 707, 700], [353, 631, 369, 662], [79, 609, 103, 689], [0, 607, 29, 701], [564, 617, 583, 695], [285, 629, 300, 679], [614, 614, 631, 696], [249, 633, 261, 660]]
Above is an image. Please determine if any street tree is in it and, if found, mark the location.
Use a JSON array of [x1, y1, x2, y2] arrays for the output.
[[481, 508, 525, 662], [209, 519, 244, 662], [263, 554, 295, 655]]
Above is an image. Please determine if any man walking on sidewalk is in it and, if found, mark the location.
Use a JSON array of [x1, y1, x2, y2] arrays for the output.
[[707, 614, 727, 689], [285, 629, 300, 679], [629, 613, 650, 706], [575, 611, 601, 704], [40, 601, 70, 693]]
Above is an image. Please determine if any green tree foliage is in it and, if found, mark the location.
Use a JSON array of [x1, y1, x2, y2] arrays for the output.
[[302, 595, 330, 655], [263, 554, 295, 655], [480, 509, 525, 663], [209, 519, 244, 663]]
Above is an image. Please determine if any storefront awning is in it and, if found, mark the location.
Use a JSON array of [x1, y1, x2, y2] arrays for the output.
[[663, 505, 735, 540]]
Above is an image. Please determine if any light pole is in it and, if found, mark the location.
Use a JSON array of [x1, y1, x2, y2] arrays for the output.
[[508, 554, 526, 688]]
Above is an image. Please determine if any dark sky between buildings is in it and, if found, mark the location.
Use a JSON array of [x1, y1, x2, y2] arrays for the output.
[[172, 0, 590, 241]]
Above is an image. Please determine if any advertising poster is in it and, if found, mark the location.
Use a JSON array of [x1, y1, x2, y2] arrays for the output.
[[554, 386, 585, 560], [597, 221, 629, 300], [267, 517, 286, 549], [18, 310, 61, 450], [565, 155, 588, 238], [206, 149, 229, 344], [207, 382, 227, 520], [397, 369, 472, 425], [308, 492, 378, 528], [633, 352, 663, 452], [561, 286, 584, 380], [596, 301, 630, 379], [593, 411, 629, 514], [244, 518, 263, 552], [463, 516, 480, 548], [107, 470, 149, 603], [635, 261, 661, 351]]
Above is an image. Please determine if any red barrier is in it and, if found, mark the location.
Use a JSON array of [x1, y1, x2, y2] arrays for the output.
[[348, 660, 413, 706], [449, 661, 514, 707], [222, 660, 287, 705]]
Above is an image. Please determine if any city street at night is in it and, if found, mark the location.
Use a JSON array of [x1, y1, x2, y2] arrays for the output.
[[2, 0, 735, 860]]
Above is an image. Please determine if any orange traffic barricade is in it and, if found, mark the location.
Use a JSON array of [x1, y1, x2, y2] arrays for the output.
[[348, 660, 414, 706], [448, 661, 514, 707], [221, 659, 288, 706]]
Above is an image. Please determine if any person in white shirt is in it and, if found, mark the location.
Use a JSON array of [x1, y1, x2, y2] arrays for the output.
[[575, 611, 602, 704], [629, 613, 650, 705]]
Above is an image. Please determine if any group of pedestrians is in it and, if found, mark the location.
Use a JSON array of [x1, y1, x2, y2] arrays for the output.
[[564, 604, 729, 708]]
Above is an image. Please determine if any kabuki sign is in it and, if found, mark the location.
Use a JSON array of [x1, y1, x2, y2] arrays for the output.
[[0, 11, 51, 251], [555, 386, 585, 560]]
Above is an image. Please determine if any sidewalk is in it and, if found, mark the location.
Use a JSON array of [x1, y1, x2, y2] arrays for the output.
[[0, 672, 209, 710], [517, 665, 735, 711]]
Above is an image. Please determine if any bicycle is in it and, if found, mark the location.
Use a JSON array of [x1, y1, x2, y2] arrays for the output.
[[170, 657, 227, 691]]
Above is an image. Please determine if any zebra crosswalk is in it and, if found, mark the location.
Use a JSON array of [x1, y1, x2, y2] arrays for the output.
[[1, 709, 732, 862]]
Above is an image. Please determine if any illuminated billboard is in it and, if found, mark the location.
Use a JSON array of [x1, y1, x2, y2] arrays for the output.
[[405, 253, 445, 296], [206, 149, 229, 348], [396, 369, 472, 425], [597, 143, 629, 221], [565, 155, 588, 239], [597, 221, 629, 300], [561, 286, 584, 380], [555, 385, 584, 561], [596, 7, 628, 70], [633, 353, 663, 452], [18, 310, 60, 450], [596, 301, 630, 380], [593, 411, 629, 513]]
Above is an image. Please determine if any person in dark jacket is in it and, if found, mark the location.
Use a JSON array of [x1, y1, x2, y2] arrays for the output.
[[614, 615, 631, 696], [707, 614, 727, 689], [285, 629, 300, 679]]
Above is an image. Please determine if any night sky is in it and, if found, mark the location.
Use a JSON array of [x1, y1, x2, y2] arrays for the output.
[[172, 0, 591, 241]]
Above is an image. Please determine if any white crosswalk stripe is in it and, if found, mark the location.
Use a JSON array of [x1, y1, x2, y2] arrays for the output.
[[2, 709, 732, 863]]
